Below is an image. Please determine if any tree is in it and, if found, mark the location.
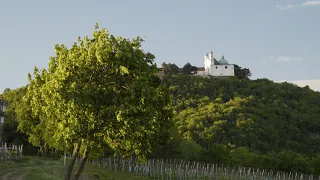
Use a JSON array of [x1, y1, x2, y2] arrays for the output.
[[3, 88, 10, 93], [234, 64, 252, 79], [0, 87, 36, 151], [18, 23, 173, 180], [165, 63, 180, 75], [180, 139, 202, 161], [182, 63, 197, 75], [0, 87, 27, 144]]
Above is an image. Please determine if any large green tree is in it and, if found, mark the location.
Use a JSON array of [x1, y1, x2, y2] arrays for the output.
[[18, 24, 173, 180]]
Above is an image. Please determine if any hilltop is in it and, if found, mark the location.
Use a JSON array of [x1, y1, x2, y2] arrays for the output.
[[277, 79, 320, 92]]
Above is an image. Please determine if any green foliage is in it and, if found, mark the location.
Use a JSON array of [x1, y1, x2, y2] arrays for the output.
[[0, 87, 39, 155], [276, 150, 309, 173], [179, 139, 202, 161], [164, 63, 180, 75], [234, 64, 252, 79], [200, 143, 230, 164], [182, 63, 197, 75], [310, 155, 320, 174], [151, 74, 320, 175], [12, 24, 173, 179], [0, 87, 27, 143], [163, 75, 320, 155]]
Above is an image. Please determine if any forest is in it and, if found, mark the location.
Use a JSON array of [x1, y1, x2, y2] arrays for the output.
[[1, 25, 320, 178]]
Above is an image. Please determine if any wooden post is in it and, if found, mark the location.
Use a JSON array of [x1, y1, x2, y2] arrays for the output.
[[64, 149, 66, 167]]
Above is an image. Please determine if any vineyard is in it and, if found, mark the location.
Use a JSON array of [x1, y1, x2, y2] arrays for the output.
[[0, 143, 23, 161], [1, 155, 320, 179], [86, 157, 320, 180]]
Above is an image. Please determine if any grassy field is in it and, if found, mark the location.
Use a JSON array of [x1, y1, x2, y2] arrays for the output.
[[0, 157, 148, 180]]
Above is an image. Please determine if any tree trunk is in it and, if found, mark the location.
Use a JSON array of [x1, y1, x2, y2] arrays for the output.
[[73, 144, 90, 180], [64, 141, 82, 180], [54, 149, 57, 159], [44, 145, 47, 157]]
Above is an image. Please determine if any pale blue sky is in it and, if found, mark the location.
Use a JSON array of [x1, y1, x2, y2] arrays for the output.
[[1, 0, 320, 92]]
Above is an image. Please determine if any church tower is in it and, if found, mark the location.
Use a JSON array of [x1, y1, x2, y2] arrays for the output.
[[203, 52, 235, 76]]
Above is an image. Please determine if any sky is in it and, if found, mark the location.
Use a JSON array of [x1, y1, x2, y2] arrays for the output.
[[0, 0, 319, 92]]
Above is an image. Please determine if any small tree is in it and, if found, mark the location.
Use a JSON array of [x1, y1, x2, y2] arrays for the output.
[[182, 63, 197, 75], [18, 24, 173, 180], [166, 63, 180, 75]]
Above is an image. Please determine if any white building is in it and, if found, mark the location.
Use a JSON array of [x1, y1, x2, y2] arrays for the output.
[[197, 51, 235, 76]]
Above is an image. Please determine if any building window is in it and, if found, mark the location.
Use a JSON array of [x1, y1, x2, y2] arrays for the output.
[[225, 66, 228, 69]]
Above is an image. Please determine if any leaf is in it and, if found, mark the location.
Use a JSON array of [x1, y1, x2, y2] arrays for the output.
[[119, 65, 129, 75]]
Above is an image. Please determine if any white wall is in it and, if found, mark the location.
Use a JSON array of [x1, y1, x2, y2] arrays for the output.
[[209, 64, 234, 76], [204, 56, 211, 71], [197, 71, 206, 75], [204, 53, 234, 77]]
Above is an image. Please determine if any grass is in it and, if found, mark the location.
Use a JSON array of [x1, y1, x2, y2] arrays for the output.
[[2, 156, 316, 180], [0, 157, 148, 180]]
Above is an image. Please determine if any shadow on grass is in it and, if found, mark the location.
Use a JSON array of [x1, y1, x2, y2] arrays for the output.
[[1, 156, 150, 180]]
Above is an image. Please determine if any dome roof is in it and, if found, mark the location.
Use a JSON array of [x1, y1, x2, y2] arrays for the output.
[[218, 55, 229, 64], [213, 58, 219, 65]]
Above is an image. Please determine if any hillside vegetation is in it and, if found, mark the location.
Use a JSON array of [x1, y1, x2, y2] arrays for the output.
[[151, 74, 320, 174]]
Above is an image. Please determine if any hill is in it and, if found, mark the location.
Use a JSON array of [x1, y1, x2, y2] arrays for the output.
[[151, 74, 320, 174]]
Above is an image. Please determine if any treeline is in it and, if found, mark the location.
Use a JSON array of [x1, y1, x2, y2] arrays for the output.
[[1, 69, 320, 175], [160, 62, 252, 79]]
